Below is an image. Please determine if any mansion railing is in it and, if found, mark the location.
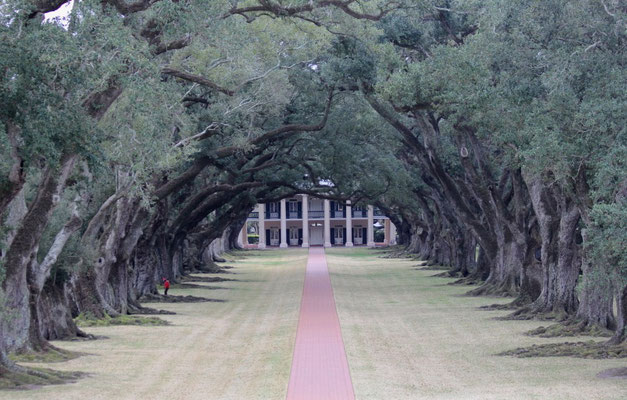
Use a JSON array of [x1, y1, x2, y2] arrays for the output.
[[352, 209, 367, 218], [248, 211, 259, 218], [308, 210, 324, 219], [331, 210, 346, 218]]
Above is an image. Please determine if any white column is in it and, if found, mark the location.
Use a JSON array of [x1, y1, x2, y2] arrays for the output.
[[301, 195, 309, 248], [390, 221, 397, 245], [367, 205, 375, 247], [280, 199, 288, 248], [345, 200, 353, 247], [258, 204, 266, 249], [323, 199, 331, 247]]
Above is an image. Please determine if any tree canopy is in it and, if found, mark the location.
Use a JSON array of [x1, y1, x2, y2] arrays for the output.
[[0, 0, 625, 381]]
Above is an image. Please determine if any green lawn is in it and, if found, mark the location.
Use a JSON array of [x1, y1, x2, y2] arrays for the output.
[[3, 247, 624, 400], [326, 247, 626, 400], [2, 249, 307, 400]]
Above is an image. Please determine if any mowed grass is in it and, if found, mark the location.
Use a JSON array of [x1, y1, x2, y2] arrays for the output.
[[1, 248, 307, 400], [325, 247, 627, 400]]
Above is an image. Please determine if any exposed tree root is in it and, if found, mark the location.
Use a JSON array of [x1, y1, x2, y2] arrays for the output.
[[0, 350, 85, 390], [381, 252, 414, 259], [139, 293, 225, 303], [377, 246, 414, 259], [62, 332, 99, 342], [126, 298, 175, 315], [0, 364, 86, 390], [415, 264, 449, 271], [501, 306, 569, 322], [449, 276, 483, 286], [480, 295, 532, 311], [525, 320, 613, 338], [499, 341, 627, 359], [465, 282, 517, 297], [9, 346, 82, 364], [192, 259, 236, 273], [128, 306, 175, 315], [430, 271, 453, 278]]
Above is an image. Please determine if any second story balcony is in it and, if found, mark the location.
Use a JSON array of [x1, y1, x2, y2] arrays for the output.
[[287, 211, 302, 219], [309, 210, 324, 219], [266, 211, 280, 219], [331, 210, 346, 218], [248, 211, 259, 219], [352, 209, 367, 218]]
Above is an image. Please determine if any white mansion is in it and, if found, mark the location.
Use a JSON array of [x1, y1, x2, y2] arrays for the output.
[[238, 194, 397, 248]]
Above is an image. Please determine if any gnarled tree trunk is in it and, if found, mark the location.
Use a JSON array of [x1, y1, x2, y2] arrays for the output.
[[523, 175, 581, 318], [1, 154, 76, 359]]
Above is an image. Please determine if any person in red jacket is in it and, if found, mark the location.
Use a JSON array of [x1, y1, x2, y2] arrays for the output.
[[162, 277, 170, 296]]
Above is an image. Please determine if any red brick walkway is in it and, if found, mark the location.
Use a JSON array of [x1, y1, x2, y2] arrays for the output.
[[286, 248, 355, 400]]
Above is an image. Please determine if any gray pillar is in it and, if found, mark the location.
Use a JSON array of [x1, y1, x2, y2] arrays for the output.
[[302, 195, 309, 248], [367, 205, 375, 247], [324, 199, 331, 247], [258, 204, 266, 249], [280, 199, 288, 248], [345, 200, 353, 247]]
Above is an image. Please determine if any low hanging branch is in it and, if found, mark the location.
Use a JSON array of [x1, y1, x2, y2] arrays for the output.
[[151, 88, 333, 204], [161, 67, 235, 96], [215, 88, 335, 158], [173, 123, 220, 148], [152, 156, 213, 200], [162, 56, 313, 97]]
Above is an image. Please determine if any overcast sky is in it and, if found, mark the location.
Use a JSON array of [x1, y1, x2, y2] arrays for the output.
[[43, 0, 73, 27]]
